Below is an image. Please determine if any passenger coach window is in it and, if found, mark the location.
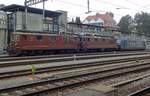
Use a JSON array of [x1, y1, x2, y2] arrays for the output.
[[36, 36, 43, 41]]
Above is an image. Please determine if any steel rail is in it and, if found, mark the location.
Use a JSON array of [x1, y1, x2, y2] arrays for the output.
[[0, 60, 150, 96]]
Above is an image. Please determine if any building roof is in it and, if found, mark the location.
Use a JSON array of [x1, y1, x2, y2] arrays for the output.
[[68, 22, 105, 28], [0, 4, 61, 17], [84, 13, 116, 27], [86, 13, 113, 22]]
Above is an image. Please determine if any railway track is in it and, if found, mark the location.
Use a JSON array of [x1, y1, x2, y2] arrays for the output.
[[0, 52, 150, 68], [128, 86, 150, 96], [111, 73, 150, 96], [0, 54, 150, 79], [0, 51, 149, 62], [47, 65, 150, 96], [0, 50, 148, 58], [0, 57, 150, 96]]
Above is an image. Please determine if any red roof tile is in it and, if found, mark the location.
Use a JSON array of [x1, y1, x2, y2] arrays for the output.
[[85, 13, 116, 27]]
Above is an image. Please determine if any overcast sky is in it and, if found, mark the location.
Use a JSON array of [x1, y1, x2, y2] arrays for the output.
[[1, 0, 150, 23]]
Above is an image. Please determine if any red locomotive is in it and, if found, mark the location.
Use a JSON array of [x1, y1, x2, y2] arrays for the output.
[[8, 31, 117, 56], [8, 32, 80, 55]]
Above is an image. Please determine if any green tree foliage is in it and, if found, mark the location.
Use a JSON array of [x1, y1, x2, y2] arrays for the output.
[[118, 15, 134, 34], [134, 12, 150, 36], [75, 17, 82, 24], [106, 12, 114, 18]]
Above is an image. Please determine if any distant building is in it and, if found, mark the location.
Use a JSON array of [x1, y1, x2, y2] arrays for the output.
[[0, 4, 62, 54], [83, 12, 117, 29]]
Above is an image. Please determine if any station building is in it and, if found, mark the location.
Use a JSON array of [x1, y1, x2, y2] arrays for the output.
[[0, 4, 67, 54], [0, 11, 7, 54]]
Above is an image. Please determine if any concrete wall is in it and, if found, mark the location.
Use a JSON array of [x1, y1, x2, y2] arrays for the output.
[[57, 10, 67, 33], [16, 11, 43, 31], [0, 29, 7, 54], [0, 11, 7, 54]]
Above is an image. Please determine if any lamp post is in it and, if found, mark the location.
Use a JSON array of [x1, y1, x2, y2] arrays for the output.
[[24, 0, 27, 30]]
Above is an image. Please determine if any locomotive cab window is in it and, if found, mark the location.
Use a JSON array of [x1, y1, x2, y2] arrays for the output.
[[36, 35, 43, 41], [12, 35, 20, 41]]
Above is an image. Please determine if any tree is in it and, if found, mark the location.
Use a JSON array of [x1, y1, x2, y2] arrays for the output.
[[71, 18, 74, 23], [134, 12, 150, 35], [106, 12, 114, 18], [75, 17, 82, 24], [118, 15, 134, 34], [0, 4, 5, 8]]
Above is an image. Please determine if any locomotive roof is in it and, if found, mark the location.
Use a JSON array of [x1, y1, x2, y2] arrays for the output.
[[12, 32, 78, 37], [0, 4, 61, 17], [13, 32, 112, 39]]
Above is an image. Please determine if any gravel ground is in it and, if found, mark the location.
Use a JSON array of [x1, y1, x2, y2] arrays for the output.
[[116, 76, 150, 96]]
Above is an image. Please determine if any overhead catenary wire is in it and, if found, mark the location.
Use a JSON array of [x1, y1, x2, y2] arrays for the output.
[[55, 0, 124, 17], [125, 0, 143, 8], [95, 0, 143, 12]]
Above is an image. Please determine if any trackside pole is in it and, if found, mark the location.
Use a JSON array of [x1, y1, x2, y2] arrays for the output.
[[73, 54, 76, 61], [114, 51, 116, 54]]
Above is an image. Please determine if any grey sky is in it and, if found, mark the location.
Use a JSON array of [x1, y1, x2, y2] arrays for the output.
[[1, 0, 150, 22]]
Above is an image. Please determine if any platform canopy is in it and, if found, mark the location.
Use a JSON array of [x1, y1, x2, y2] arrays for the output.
[[0, 4, 61, 17]]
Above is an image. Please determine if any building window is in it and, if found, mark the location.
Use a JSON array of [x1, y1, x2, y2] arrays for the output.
[[54, 24, 58, 32], [44, 23, 53, 32]]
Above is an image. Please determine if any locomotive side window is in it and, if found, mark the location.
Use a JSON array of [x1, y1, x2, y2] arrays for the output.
[[50, 36, 56, 42], [74, 37, 78, 40], [36, 35, 43, 41], [51, 36, 56, 40], [94, 38, 98, 41], [87, 38, 90, 41], [49, 36, 56, 45], [12, 35, 20, 41], [22, 35, 27, 40], [102, 38, 105, 41], [63, 37, 68, 43]]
